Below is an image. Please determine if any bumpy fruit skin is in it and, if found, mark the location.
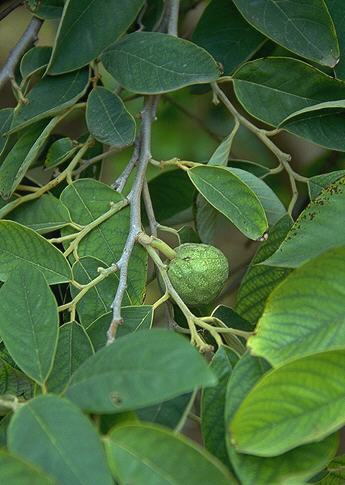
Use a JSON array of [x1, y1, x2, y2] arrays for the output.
[[167, 243, 229, 306]]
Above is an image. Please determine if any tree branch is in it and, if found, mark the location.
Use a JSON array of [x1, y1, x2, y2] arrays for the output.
[[0, 16, 43, 91]]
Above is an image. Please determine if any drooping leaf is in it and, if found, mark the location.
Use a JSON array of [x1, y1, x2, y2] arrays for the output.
[[87, 306, 153, 350], [46, 322, 94, 393], [201, 347, 238, 466], [233, 58, 345, 126], [8, 395, 113, 485], [44, 137, 78, 169], [193, 0, 264, 74], [235, 215, 292, 324], [264, 176, 345, 268], [188, 165, 268, 240], [9, 69, 90, 134], [66, 329, 217, 413], [249, 246, 345, 366], [308, 169, 345, 199], [226, 352, 338, 485], [0, 221, 71, 284], [20, 47, 52, 79], [9, 194, 71, 234], [0, 264, 58, 385], [105, 423, 236, 485], [232, 0, 339, 66], [70, 256, 132, 328], [101, 32, 221, 94], [0, 450, 58, 485], [49, 0, 145, 74], [60, 179, 147, 301], [0, 119, 60, 199], [148, 169, 194, 224], [86, 87, 136, 147], [230, 349, 345, 456]]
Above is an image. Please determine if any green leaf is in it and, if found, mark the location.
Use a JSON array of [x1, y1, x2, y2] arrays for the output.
[[0, 264, 58, 385], [193, 0, 264, 75], [195, 194, 218, 244], [235, 215, 292, 324], [233, 57, 345, 126], [47, 322, 94, 393], [0, 108, 13, 156], [315, 454, 345, 484], [105, 423, 236, 485], [20, 47, 52, 79], [0, 118, 60, 199], [8, 395, 113, 485], [0, 450, 58, 485], [44, 137, 77, 169], [29, 0, 64, 19], [9, 194, 71, 234], [213, 305, 253, 333], [249, 246, 345, 366], [86, 87, 135, 147], [325, 0, 345, 78], [309, 170, 345, 199], [201, 347, 238, 466], [0, 221, 71, 284], [188, 165, 268, 240], [60, 179, 147, 301], [0, 359, 33, 399], [70, 256, 132, 328], [66, 329, 217, 413], [264, 176, 345, 268], [226, 352, 338, 485], [9, 69, 89, 134], [232, 0, 339, 66], [87, 306, 153, 351], [230, 349, 345, 456], [49, 0, 144, 74], [101, 32, 220, 94], [137, 393, 191, 429]]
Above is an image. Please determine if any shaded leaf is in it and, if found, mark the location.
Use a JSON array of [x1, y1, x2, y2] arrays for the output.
[[101, 32, 220, 94], [0, 264, 58, 385], [0, 450, 58, 485], [309, 169, 345, 199], [20, 47, 52, 79], [66, 329, 216, 413], [137, 393, 191, 429], [87, 306, 153, 351], [325, 0, 345, 78], [232, 0, 339, 66], [105, 423, 236, 485], [49, 0, 144, 74], [8, 395, 113, 485], [47, 322, 94, 393], [44, 137, 77, 169], [29, 0, 64, 19], [0, 359, 33, 400], [0, 108, 13, 156], [0, 221, 71, 284]]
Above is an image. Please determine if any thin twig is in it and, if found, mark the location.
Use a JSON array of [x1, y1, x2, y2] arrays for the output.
[[112, 139, 140, 192], [0, 0, 23, 22], [0, 16, 43, 91], [73, 147, 120, 177], [143, 180, 157, 236]]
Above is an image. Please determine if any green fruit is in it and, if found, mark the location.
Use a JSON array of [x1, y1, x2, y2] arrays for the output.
[[167, 243, 229, 306]]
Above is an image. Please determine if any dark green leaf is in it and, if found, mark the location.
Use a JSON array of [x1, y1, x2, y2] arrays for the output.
[[230, 350, 345, 456], [9, 69, 89, 134], [47, 322, 94, 393], [232, 0, 339, 66], [30, 0, 64, 19], [86, 87, 136, 147], [201, 347, 238, 466], [8, 395, 113, 485], [315, 454, 345, 484], [87, 306, 153, 351], [0, 359, 33, 399], [66, 329, 217, 413], [0, 450, 58, 485], [137, 393, 191, 429], [193, 0, 264, 74], [0, 264, 58, 385], [309, 170, 345, 199], [249, 246, 345, 366], [0, 108, 13, 156], [20, 47, 52, 79], [105, 423, 236, 484], [264, 176, 345, 267], [49, 0, 144, 74], [325, 0, 345, 78], [0, 221, 71, 284], [235, 215, 292, 324], [9, 194, 71, 234], [188, 165, 268, 240], [44, 137, 77, 169], [101, 32, 220, 94]]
